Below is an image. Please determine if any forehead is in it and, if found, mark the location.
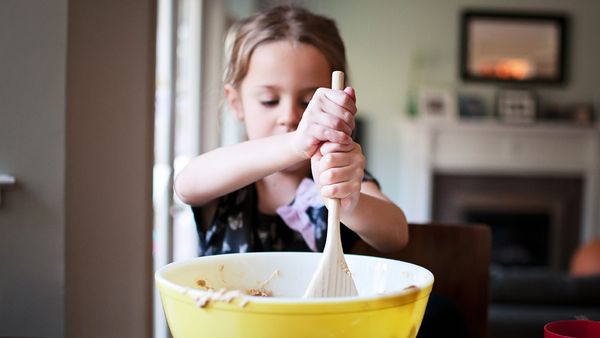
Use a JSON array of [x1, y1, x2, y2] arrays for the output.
[[242, 40, 331, 90]]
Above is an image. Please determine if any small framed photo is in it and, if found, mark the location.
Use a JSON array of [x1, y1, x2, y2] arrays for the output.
[[459, 93, 487, 119], [418, 87, 457, 122], [497, 89, 537, 124]]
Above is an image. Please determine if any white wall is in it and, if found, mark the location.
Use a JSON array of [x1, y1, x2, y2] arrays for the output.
[[0, 1, 67, 336], [303, 0, 600, 205]]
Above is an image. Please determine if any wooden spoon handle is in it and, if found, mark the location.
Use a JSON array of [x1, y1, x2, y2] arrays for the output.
[[325, 70, 345, 249], [304, 71, 358, 298], [331, 70, 344, 91]]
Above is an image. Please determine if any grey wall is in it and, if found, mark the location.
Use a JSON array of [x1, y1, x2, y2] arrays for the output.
[[0, 1, 155, 337], [0, 1, 67, 336], [65, 1, 155, 337], [303, 0, 600, 204]]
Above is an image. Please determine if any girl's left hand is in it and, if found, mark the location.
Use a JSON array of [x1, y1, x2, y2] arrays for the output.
[[311, 141, 365, 213]]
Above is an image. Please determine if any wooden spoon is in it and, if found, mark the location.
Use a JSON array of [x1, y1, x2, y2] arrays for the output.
[[304, 71, 359, 298]]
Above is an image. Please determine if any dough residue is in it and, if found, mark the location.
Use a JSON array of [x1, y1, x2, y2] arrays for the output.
[[186, 268, 281, 307], [190, 288, 247, 308]]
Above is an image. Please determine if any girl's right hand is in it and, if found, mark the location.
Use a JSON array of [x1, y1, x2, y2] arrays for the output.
[[291, 87, 357, 159]]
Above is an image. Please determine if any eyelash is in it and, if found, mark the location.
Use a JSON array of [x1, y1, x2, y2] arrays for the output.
[[260, 100, 310, 108], [261, 100, 278, 107]]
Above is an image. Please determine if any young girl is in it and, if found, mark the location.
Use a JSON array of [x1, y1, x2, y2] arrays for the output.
[[175, 5, 408, 257]]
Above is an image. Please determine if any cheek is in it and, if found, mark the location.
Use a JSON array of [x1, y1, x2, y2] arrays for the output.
[[243, 110, 273, 139], [244, 122, 264, 139]]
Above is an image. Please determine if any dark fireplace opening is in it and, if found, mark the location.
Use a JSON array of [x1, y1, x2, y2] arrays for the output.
[[433, 174, 583, 271], [464, 211, 550, 268]]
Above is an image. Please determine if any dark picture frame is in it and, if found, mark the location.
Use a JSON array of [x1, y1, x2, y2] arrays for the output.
[[460, 10, 569, 85]]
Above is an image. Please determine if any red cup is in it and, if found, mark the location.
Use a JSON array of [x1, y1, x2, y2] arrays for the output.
[[544, 320, 600, 338]]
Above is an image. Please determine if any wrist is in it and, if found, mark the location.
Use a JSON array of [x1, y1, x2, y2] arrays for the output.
[[288, 130, 312, 160]]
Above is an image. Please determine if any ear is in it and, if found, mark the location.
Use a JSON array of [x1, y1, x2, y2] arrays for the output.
[[224, 84, 244, 121]]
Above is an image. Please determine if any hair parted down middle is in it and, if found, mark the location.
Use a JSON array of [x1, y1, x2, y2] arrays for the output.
[[223, 5, 347, 88]]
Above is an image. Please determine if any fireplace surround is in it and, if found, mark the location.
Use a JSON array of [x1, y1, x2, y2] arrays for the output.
[[398, 120, 600, 263]]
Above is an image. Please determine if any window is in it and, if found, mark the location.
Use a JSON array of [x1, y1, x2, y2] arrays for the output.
[[153, 0, 201, 336], [152, 1, 247, 337]]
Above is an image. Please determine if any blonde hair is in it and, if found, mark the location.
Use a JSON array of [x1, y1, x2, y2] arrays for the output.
[[223, 5, 347, 88]]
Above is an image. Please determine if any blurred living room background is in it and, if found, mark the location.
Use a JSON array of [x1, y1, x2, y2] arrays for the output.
[[156, 2, 600, 336], [1, 0, 599, 338]]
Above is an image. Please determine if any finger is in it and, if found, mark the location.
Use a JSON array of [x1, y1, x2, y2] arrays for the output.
[[344, 87, 357, 103], [320, 141, 355, 155], [310, 124, 353, 145], [310, 106, 354, 136], [318, 152, 356, 173], [314, 96, 355, 132], [320, 180, 361, 200], [323, 89, 358, 117], [318, 146, 364, 172], [319, 164, 363, 186], [311, 149, 323, 161], [310, 155, 321, 186]]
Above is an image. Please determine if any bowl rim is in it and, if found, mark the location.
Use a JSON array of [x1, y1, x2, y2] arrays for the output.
[[544, 319, 600, 335], [155, 252, 434, 307]]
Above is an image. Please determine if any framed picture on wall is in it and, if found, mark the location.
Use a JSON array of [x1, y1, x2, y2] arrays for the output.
[[460, 10, 569, 84], [418, 87, 457, 122]]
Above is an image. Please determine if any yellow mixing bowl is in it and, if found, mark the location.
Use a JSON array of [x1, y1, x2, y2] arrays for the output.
[[156, 252, 433, 338]]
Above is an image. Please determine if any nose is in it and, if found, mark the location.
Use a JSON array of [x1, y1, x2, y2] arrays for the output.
[[277, 100, 302, 130]]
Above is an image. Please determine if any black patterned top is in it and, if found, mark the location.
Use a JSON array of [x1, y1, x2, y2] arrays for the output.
[[192, 171, 377, 256]]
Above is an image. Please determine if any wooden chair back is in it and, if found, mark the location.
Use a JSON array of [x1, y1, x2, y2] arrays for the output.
[[351, 222, 491, 338]]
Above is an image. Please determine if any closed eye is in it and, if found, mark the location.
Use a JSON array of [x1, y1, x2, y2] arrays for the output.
[[261, 100, 279, 107]]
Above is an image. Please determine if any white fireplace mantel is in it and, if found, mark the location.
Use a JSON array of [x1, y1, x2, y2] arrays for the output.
[[398, 119, 600, 243]]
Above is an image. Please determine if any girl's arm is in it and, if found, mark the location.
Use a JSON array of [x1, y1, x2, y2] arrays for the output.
[[175, 87, 356, 206], [174, 132, 304, 206], [341, 182, 409, 253]]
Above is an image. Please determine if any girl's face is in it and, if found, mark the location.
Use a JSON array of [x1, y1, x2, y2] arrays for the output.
[[226, 40, 331, 140]]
